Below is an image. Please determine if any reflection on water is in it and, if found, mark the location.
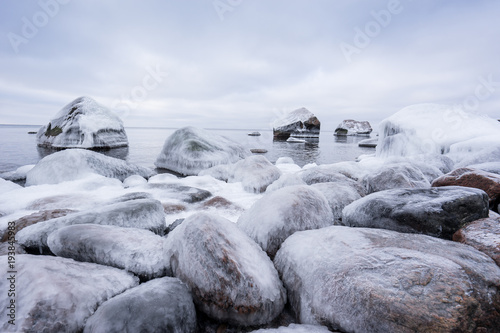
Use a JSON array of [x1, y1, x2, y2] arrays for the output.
[[37, 146, 130, 161]]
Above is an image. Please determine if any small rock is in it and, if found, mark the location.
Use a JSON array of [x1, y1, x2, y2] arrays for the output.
[[251, 149, 268, 154], [334, 119, 372, 136]]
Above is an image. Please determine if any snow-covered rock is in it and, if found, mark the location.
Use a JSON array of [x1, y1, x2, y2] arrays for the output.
[[274, 226, 500, 332], [342, 187, 489, 239], [334, 119, 372, 136], [123, 174, 147, 187], [0, 178, 22, 194], [0, 255, 138, 333], [311, 182, 362, 224], [26, 149, 154, 185], [48, 224, 168, 280], [361, 163, 430, 194], [37, 96, 128, 149], [468, 162, 500, 175], [0, 164, 35, 181], [238, 185, 333, 257], [265, 173, 306, 193], [276, 157, 295, 165], [273, 108, 320, 139], [250, 324, 332, 333], [147, 183, 213, 203], [299, 164, 365, 195], [358, 137, 378, 147], [155, 127, 250, 176], [164, 212, 286, 326], [83, 277, 197, 333]]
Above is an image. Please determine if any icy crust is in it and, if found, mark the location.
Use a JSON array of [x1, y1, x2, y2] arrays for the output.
[[83, 277, 197, 333], [0, 254, 138, 333], [37, 96, 128, 149], [164, 212, 286, 326], [0, 178, 21, 194], [453, 217, 500, 266], [311, 182, 362, 224], [237, 185, 333, 257], [274, 226, 500, 332], [47, 224, 168, 280], [26, 149, 155, 185], [273, 108, 320, 138], [361, 162, 431, 194], [334, 119, 372, 136], [155, 127, 250, 176]]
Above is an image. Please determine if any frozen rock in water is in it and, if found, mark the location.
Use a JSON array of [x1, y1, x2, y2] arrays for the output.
[[468, 162, 500, 175], [361, 163, 430, 194], [123, 174, 147, 187], [26, 149, 154, 185], [0, 254, 138, 333], [273, 108, 320, 139], [147, 183, 212, 203], [37, 96, 128, 149], [0, 178, 22, 193], [358, 137, 378, 147], [455, 146, 500, 169], [164, 212, 286, 326], [311, 182, 362, 224], [83, 277, 196, 333], [276, 157, 295, 165], [432, 167, 500, 210], [238, 185, 333, 257], [0, 164, 35, 181], [299, 164, 364, 195], [334, 119, 372, 136], [274, 226, 500, 332], [251, 324, 332, 333], [155, 127, 250, 176], [48, 224, 168, 280], [17, 198, 166, 253], [266, 173, 306, 193], [342, 187, 489, 239], [453, 216, 500, 266]]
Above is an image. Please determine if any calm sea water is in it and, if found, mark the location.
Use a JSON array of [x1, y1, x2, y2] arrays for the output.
[[0, 125, 376, 174]]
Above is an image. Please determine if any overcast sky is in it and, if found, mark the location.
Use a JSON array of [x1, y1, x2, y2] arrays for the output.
[[1, 0, 499, 131]]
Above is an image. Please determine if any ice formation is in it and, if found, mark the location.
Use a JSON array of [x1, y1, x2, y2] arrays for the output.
[[273, 108, 320, 139], [251, 324, 332, 333], [311, 182, 362, 224], [37, 96, 128, 149], [0, 178, 21, 194], [361, 162, 431, 194], [334, 119, 372, 136]]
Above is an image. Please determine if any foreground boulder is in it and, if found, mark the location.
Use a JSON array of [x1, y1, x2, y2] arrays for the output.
[[164, 212, 286, 326], [274, 226, 500, 332], [0, 255, 138, 332], [342, 187, 489, 239], [238, 185, 333, 257], [26, 149, 154, 185], [362, 163, 430, 194], [37, 96, 128, 149], [334, 119, 372, 136], [155, 127, 249, 176], [48, 224, 168, 280], [273, 108, 320, 139], [84, 277, 197, 333]]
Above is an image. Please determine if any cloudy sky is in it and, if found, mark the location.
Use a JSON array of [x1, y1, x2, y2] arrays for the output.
[[1, 0, 499, 130]]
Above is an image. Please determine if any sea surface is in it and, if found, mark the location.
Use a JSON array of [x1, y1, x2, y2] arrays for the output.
[[0, 125, 376, 174]]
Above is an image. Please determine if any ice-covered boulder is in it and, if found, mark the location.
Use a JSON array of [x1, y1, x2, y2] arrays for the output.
[[361, 163, 430, 194], [37, 96, 128, 149], [265, 173, 306, 193], [0, 255, 138, 333], [298, 164, 365, 195], [48, 224, 168, 280], [123, 174, 147, 187], [237, 185, 333, 257], [155, 127, 250, 176], [311, 182, 362, 224], [250, 324, 332, 333], [164, 212, 286, 326], [0, 164, 35, 181], [334, 119, 372, 136], [274, 226, 500, 332], [17, 198, 166, 253], [273, 108, 320, 139], [468, 162, 500, 175], [83, 277, 197, 333], [0, 178, 22, 193], [358, 137, 378, 147], [26, 149, 154, 185], [146, 183, 212, 203], [342, 187, 489, 239]]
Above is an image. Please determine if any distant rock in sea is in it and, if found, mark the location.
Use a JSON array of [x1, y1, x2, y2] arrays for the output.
[[273, 108, 320, 139], [358, 137, 378, 147], [334, 119, 372, 136], [37, 96, 128, 149]]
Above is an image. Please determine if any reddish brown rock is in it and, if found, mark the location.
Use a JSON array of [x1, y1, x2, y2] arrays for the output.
[[201, 196, 242, 211], [162, 203, 187, 214], [432, 168, 500, 211], [453, 216, 500, 266]]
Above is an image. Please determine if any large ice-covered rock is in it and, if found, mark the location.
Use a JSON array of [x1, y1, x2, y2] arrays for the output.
[[155, 127, 250, 176], [265, 173, 306, 193], [298, 164, 365, 195], [274, 226, 500, 332], [26, 149, 154, 185], [164, 212, 286, 326], [238, 185, 333, 257], [311, 182, 362, 224], [0, 178, 22, 194], [83, 277, 197, 333], [342, 187, 489, 239], [0, 255, 138, 333], [334, 119, 372, 136], [361, 163, 431, 194], [48, 224, 168, 280], [273, 108, 320, 139], [37, 96, 128, 149]]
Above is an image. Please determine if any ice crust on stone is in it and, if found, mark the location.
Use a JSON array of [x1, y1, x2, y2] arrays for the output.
[[361, 162, 431, 194], [251, 324, 332, 333], [37, 96, 128, 149], [273, 108, 320, 139], [123, 174, 148, 187], [311, 182, 362, 224], [0, 164, 35, 181], [0, 178, 22, 193], [265, 173, 306, 193], [334, 119, 372, 136], [155, 126, 250, 176]]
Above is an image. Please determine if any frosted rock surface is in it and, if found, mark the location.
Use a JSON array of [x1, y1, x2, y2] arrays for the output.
[[311, 182, 362, 224], [155, 127, 249, 176], [0, 164, 35, 181], [238, 185, 333, 257], [265, 173, 306, 193], [0, 254, 138, 333], [48, 224, 168, 280], [334, 119, 372, 136], [299, 164, 365, 195], [83, 277, 197, 333], [123, 175, 147, 187], [37, 96, 128, 149], [164, 212, 286, 326], [0, 178, 21, 193], [26, 149, 154, 185], [342, 187, 489, 239], [361, 163, 430, 194], [251, 324, 332, 333], [273, 108, 320, 139], [468, 162, 500, 175], [274, 226, 500, 332]]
